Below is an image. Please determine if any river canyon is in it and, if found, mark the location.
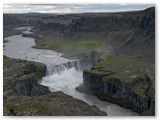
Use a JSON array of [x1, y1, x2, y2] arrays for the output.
[[3, 27, 138, 116]]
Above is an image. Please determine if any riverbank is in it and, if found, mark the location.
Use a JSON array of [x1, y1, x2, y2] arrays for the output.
[[3, 56, 107, 116]]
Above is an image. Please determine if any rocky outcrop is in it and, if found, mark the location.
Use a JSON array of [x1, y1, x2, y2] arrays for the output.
[[37, 7, 154, 33], [3, 56, 51, 97], [12, 74, 50, 96], [83, 71, 154, 115], [4, 91, 107, 116], [40, 22, 66, 31], [83, 55, 155, 116]]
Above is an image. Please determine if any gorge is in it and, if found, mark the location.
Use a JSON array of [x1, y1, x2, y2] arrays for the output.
[[3, 6, 155, 116], [3, 27, 138, 116]]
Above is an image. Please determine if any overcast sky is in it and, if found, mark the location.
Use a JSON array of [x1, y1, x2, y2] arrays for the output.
[[3, 4, 154, 14]]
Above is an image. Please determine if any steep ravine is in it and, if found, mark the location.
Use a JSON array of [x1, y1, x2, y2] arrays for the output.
[[82, 55, 155, 116]]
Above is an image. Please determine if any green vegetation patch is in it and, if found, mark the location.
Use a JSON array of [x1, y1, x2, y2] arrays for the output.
[[4, 101, 53, 116], [23, 62, 46, 78], [132, 80, 149, 98], [14, 102, 53, 115], [3, 55, 16, 66], [33, 37, 103, 56], [3, 56, 46, 78], [91, 55, 147, 83]]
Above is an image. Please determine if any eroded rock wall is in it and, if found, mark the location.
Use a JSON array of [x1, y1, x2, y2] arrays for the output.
[[83, 70, 155, 115]]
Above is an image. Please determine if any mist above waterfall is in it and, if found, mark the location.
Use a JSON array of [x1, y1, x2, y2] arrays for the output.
[[40, 67, 83, 94]]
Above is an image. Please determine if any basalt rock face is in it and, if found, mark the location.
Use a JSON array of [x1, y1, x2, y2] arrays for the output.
[[36, 7, 155, 56], [38, 7, 154, 33], [3, 56, 51, 98], [83, 55, 155, 115], [83, 72, 151, 113], [12, 75, 50, 96]]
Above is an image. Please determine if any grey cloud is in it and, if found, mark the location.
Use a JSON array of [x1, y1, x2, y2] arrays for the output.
[[3, 4, 155, 14]]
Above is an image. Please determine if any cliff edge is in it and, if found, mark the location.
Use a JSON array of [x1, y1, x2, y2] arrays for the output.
[[83, 55, 155, 116]]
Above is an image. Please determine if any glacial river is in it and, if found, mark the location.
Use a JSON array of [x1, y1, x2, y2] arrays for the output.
[[3, 27, 138, 116]]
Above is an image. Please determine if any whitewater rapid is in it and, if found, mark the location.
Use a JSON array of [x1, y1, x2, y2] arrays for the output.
[[3, 27, 138, 116]]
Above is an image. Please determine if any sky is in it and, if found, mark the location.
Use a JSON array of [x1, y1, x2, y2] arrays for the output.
[[3, 4, 154, 14]]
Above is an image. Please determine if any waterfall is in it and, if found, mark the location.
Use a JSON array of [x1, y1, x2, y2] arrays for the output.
[[46, 59, 81, 75]]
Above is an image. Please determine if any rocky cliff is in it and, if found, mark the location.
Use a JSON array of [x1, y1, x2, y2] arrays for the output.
[[35, 7, 155, 56], [3, 56, 50, 97], [83, 55, 155, 115], [3, 56, 107, 116], [12, 74, 50, 96]]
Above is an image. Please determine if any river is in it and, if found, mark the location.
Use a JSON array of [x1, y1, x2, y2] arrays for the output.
[[3, 27, 138, 116]]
